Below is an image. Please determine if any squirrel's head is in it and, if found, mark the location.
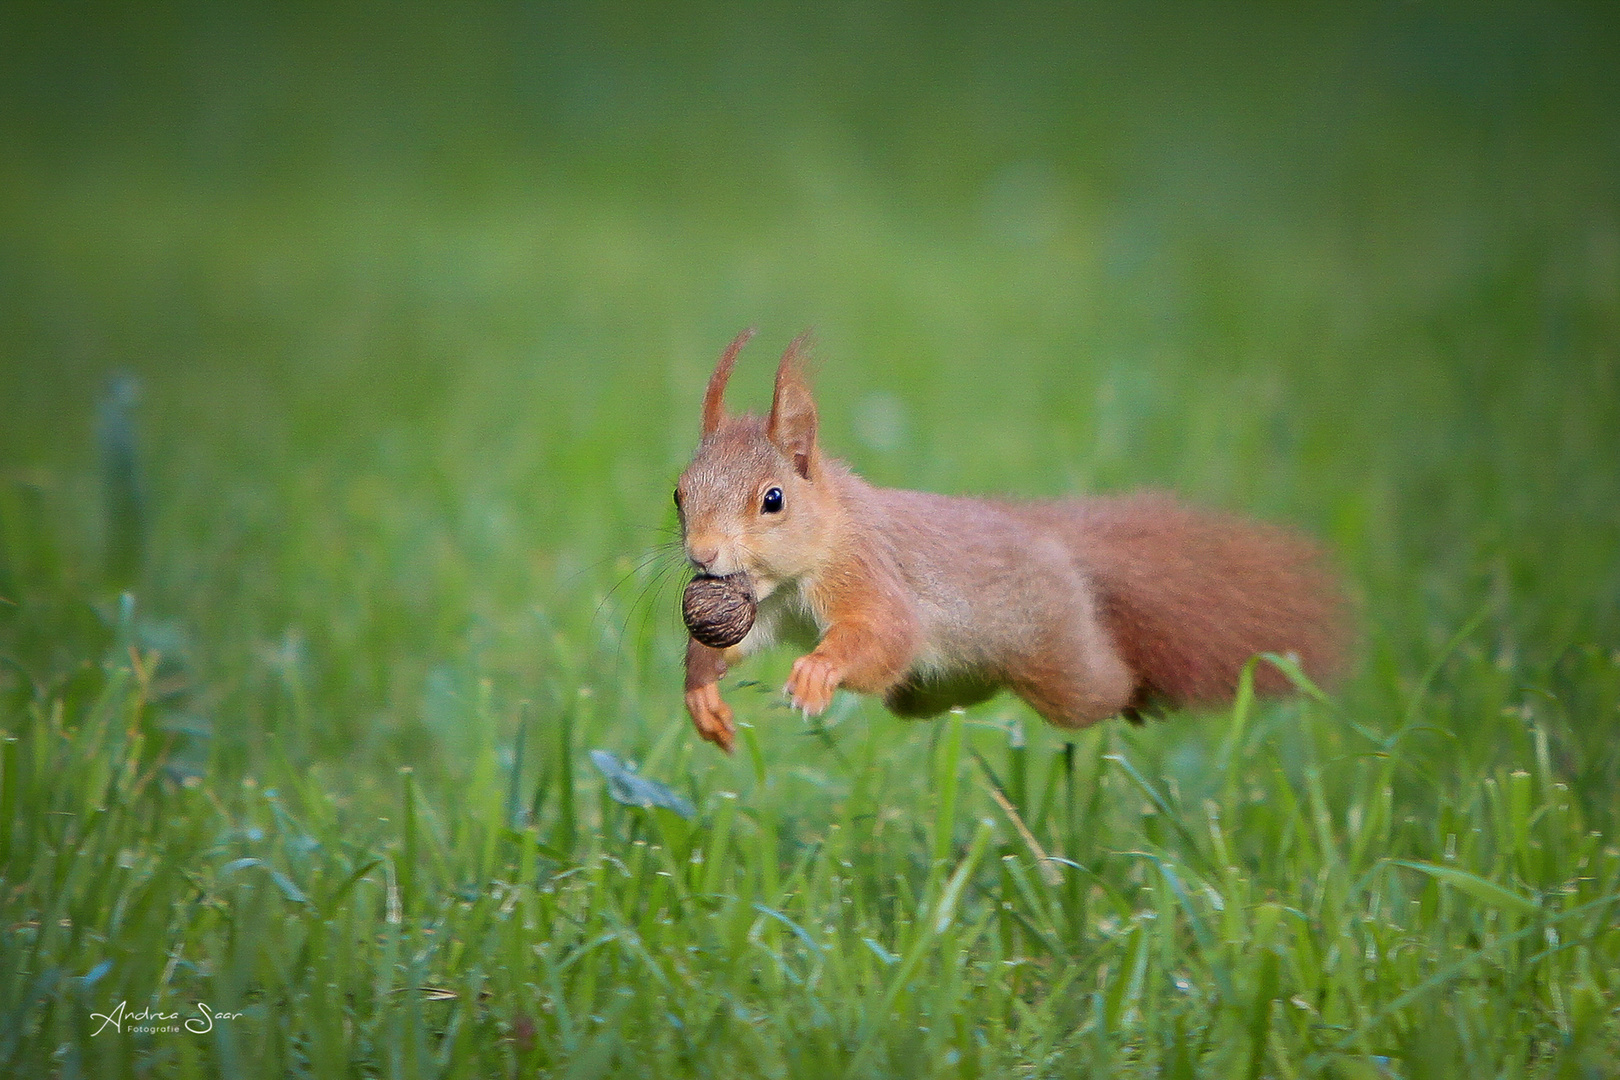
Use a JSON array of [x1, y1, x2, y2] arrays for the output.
[[675, 330, 839, 596]]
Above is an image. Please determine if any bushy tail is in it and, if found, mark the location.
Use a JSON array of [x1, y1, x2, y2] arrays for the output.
[[1068, 494, 1348, 710]]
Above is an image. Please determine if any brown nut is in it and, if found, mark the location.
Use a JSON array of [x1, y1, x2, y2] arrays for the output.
[[682, 573, 757, 649]]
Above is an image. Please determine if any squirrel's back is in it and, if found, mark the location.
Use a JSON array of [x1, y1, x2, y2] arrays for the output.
[[1022, 493, 1348, 709], [841, 478, 1347, 711]]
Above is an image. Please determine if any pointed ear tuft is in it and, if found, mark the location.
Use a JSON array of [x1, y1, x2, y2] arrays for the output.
[[702, 328, 756, 436], [768, 331, 818, 479]]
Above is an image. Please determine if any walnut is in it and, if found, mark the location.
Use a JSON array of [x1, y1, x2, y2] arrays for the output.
[[682, 573, 757, 649]]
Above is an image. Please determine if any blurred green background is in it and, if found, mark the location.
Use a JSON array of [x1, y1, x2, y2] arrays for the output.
[[3, 1, 1617, 811], [0, 2, 1613, 777], [4, 3, 1620, 1074]]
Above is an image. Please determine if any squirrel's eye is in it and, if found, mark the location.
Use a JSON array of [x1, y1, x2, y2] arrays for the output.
[[761, 487, 784, 514]]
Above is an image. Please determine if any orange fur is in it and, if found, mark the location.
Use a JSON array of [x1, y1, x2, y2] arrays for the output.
[[675, 333, 1348, 752], [701, 327, 756, 436]]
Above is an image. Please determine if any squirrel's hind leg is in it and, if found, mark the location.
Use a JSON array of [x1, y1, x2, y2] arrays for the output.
[[1006, 586, 1137, 730]]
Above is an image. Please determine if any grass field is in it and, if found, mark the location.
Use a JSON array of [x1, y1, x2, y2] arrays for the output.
[[3, 3, 1619, 1076]]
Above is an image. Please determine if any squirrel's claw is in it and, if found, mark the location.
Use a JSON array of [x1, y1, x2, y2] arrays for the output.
[[685, 684, 735, 753], [786, 654, 841, 716]]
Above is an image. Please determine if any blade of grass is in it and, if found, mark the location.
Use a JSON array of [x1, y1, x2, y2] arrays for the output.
[[1388, 859, 1540, 916], [846, 817, 994, 1079]]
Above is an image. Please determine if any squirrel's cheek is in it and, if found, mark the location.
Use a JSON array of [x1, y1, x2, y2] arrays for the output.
[[751, 542, 807, 585]]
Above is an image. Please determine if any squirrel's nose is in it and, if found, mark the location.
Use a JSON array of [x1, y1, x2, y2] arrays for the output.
[[688, 543, 720, 571]]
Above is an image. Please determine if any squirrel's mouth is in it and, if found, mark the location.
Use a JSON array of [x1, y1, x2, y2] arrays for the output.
[[685, 544, 754, 583], [683, 538, 788, 596]]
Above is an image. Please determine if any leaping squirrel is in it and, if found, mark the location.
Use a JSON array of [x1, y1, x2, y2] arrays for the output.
[[676, 330, 1346, 753]]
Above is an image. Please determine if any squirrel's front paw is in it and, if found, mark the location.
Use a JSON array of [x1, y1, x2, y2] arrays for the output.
[[785, 654, 841, 716], [685, 684, 735, 753]]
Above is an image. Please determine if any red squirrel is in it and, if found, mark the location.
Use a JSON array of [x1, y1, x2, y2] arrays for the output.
[[677, 330, 1346, 753]]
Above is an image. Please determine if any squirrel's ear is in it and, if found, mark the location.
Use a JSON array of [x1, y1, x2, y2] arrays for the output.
[[702, 328, 756, 436], [767, 331, 818, 479]]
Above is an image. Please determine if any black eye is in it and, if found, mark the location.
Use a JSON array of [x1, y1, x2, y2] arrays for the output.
[[761, 487, 784, 514]]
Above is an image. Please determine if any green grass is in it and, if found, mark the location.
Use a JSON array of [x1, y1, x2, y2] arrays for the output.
[[3, 3, 1619, 1076]]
